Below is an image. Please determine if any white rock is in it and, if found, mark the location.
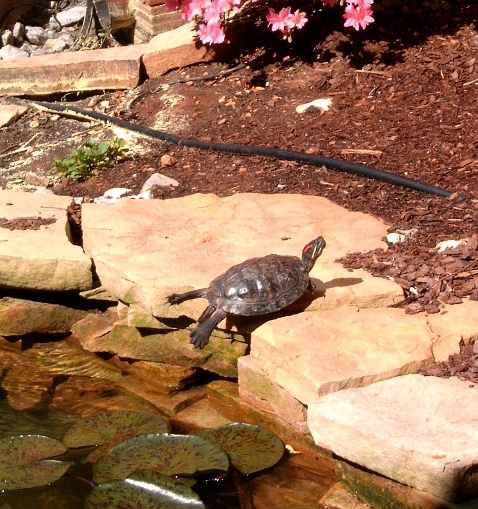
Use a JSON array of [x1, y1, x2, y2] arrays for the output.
[[0, 45, 29, 60], [296, 98, 332, 114], [1, 30, 14, 47], [34, 187, 54, 195], [25, 26, 49, 45], [43, 38, 68, 53], [435, 239, 465, 252], [386, 232, 406, 244], [308, 374, 478, 502], [140, 173, 179, 193], [94, 188, 132, 204], [12, 22, 25, 44], [50, 6, 86, 27], [0, 104, 28, 128]]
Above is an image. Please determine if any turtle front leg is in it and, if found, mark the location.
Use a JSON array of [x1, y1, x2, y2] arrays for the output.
[[168, 288, 208, 305], [190, 308, 227, 349]]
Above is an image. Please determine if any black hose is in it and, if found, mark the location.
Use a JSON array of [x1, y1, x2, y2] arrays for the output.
[[34, 101, 454, 198]]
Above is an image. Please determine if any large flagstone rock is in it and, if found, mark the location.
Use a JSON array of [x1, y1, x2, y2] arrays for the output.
[[0, 190, 92, 291], [308, 374, 478, 503], [81, 193, 402, 322], [239, 306, 437, 407], [0, 44, 146, 96]]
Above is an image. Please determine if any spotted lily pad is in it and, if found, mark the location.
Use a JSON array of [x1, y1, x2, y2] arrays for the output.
[[85, 469, 205, 509], [0, 435, 71, 491], [197, 423, 284, 475], [93, 433, 230, 484], [62, 411, 170, 462]]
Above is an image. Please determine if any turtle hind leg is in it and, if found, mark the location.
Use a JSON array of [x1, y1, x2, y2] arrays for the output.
[[190, 308, 227, 349], [168, 288, 208, 305]]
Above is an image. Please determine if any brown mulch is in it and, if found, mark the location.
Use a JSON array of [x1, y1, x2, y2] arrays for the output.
[[1, 1, 478, 377], [0, 216, 56, 230]]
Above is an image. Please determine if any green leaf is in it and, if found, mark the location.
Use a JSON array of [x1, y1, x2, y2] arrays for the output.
[[85, 469, 205, 509], [62, 411, 170, 462], [197, 423, 284, 475], [93, 434, 230, 484], [0, 435, 71, 491]]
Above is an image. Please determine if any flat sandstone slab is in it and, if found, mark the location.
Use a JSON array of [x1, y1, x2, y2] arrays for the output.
[[81, 193, 402, 319], [0, 190, 92, 291], [0, 44, 147, 96], [241, 307, 436, 406], [308, 374, 478, 503]]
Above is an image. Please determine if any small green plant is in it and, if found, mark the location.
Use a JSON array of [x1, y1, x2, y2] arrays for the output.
[[51, 137, 128, 181]]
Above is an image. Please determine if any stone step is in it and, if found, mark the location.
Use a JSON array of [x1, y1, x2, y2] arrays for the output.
[[81, 192, 401, 319], [308, 374, 478, 504], [0, 44, 147, 96], [0, 190, 92, 291]]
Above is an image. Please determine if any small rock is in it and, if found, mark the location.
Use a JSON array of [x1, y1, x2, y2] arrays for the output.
[[386, 232, 406, 244], [0, 45, 29, 60], [160, 154, 177, 167], [296, 98, 332, 114], [435, 239, 465, 253], [0, 104, 28, 128], [140, 173, 179, 193], [24, 172, 50, 188], [25, 26, 50, 46], [43, 38, 68, 53], [1, 30, 14, 47], [50, 6, 86, 27], [94, 188, 132, 204], [34, 187, 55, 195], [12, 22, 25, 45]]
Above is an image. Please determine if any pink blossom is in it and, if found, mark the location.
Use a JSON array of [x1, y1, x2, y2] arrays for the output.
[[322, 0, 336, 7], [197, 20, 226, 44], [343, 0, 374, 30], [287, 9, 307, 29], [266, 7, 290, 32], [181, 0, 207, 21], [266, 7, 307, 34]]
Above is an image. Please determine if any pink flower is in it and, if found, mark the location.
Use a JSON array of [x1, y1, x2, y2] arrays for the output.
[[287, 9, 307, 29], [266, 7, 290, 32], [322, 0, 336, 7], [197, 20, 226, 44], [266, 7, 307, 34], [181, 0, 207, 21], [343, 0, 374, 30]]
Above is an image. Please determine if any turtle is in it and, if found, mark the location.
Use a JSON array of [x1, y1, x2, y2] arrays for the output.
[[167, 236, 326, 349]]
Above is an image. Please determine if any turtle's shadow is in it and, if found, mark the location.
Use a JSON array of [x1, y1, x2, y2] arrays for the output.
[[227, 276, 362, 335]]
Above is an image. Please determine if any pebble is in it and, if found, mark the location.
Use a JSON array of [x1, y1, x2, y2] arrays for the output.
[[140, 173, 180, 193], [25, 26, 50, 46], [50, 6, 86, 28], [0, 45, 29, 60], [1, 30, 14, 47]]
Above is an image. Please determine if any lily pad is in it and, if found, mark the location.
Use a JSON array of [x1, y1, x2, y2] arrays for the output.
[[62, 411, 170, 462], [0, 435, 71, 491], [85, 469, 205, 509], [93, 433, 230, 484], [197, 423, 284, 475]]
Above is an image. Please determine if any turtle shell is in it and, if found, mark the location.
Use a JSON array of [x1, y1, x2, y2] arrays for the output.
[[207, 254, 309, 316]]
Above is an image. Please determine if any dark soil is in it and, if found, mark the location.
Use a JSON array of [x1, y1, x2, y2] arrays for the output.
[[1, 1, 478, 376]]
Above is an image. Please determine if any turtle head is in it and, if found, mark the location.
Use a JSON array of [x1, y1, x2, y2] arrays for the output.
[[302, 236, 326, 272]]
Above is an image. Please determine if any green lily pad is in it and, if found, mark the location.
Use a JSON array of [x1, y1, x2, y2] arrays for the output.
[[93, 434, 230, 484], [197, 423, 284, 475], [85, 469, 205, 509], [62, 411, 170, 462], [0, 435, 71, 491]]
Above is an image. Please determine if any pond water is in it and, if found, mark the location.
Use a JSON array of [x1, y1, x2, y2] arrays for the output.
[[0, 363, 337, 509]]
